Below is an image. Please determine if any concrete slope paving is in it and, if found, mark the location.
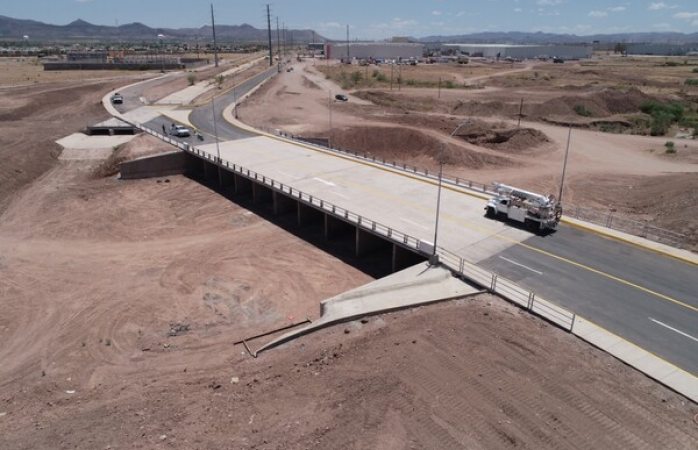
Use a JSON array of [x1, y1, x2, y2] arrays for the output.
[[255, 262, 482, 355]]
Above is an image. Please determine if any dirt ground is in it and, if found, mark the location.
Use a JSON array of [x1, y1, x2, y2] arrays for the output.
[[2, 57, 697, 449], [238, 58, 698, 247]]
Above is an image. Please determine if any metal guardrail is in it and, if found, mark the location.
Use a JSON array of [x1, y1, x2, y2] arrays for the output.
[[263, 128, 687, 249]]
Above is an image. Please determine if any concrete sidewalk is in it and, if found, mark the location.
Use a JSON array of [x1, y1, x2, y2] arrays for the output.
[[156, 57, 265, 106], [254, 262, 482, 355], [572, 316, 697, 402]]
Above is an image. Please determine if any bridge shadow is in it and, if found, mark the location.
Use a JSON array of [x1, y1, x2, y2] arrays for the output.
[[189, 174, 399, 280]]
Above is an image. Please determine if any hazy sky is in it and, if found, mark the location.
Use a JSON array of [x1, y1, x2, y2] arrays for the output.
[[3, 0, 698, 39]]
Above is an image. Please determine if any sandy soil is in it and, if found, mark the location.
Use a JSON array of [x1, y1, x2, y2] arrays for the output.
[[238, 58, 698, 247], [1, 56, 697, 449]]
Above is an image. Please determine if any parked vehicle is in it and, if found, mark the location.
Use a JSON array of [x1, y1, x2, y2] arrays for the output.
[[334, 94, 348, 102], [485, 183, 562, 232], [110, 93, 123, 104]]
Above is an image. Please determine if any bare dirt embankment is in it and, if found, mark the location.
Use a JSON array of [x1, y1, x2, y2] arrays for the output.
[[0, 77, 136, 214]]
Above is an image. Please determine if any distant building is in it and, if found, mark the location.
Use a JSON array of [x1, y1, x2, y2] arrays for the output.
[[443, 43, 593, 60], [325, 42, 424, 60], [625, 43, 698, 56]]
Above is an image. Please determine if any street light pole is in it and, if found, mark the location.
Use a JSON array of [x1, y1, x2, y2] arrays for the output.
[[558, 125, 572, 204], [431, 119, 471, 264], [211, 93, 222, 186], [328, 90, 333, 148]]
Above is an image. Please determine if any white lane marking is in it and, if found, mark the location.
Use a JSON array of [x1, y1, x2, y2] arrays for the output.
[[313, 177, 336, 187], [498, 256, 543, 275], [649, 318, 698, 343], [139, 96, 148, 104], [401, 218, 430, 230]]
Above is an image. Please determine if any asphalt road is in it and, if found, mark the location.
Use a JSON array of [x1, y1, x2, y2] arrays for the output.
[[189, 67, 278, 141], [478, 225, 698, 374]]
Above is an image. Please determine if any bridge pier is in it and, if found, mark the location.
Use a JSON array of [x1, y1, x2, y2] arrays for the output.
[[298, 203, 323, 227], [273, 192, 296, 216], [356, 228, 391, 257], [393, 244, 427, 273], [234, 174, 252, 195], [219, 169, 235, 192], [325, 214, 354, 241], [252, 183, 273, 204]]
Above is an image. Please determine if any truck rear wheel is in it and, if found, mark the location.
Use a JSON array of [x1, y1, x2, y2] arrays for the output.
[[485, 207, 495, 218]]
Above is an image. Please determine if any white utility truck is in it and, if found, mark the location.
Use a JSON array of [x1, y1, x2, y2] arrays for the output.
[[485, 183, 562, 232]]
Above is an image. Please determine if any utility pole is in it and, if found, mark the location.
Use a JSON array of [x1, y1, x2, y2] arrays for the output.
[[517, 98, 524, 128], [211, 94, 222, 186], [328, 90, 333, 148], [346, 25, 350, 61], [266, 4, 273, 66], [210, 3, 218, 67], [276, 17, 281, 72], [558, 126, 572, 204], [282, 23, 286, 59]]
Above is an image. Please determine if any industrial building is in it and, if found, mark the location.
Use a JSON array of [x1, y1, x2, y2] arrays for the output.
[[624, 43, 698, 56], [444, 43, 593, 60], [325, 42, 424, 61]]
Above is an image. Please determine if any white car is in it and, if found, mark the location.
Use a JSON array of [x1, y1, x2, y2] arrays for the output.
[[169, 125, 191, 137]]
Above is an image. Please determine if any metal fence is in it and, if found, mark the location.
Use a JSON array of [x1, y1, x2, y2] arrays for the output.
[[265, 128, 687, 249]]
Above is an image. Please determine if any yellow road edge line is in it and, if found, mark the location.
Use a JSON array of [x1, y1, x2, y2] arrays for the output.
[[561, 218, 697, 267], [575, 314, 698, 382], [515, 241, 697, 313]]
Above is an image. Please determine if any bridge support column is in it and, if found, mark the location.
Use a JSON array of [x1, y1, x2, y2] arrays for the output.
[[298, 203, 323, 227], [252, 182, 272, 204], [234, 174, 252, 196], [219, 169, 235, 192], [325, 214, 354, 240], [392, 244, 427, 273], [355, 228, 390, 257], [273, 192, 296, 216]]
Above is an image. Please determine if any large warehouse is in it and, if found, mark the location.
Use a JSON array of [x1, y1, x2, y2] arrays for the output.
[[325, 42, 424, 60], [444, 43, 593, 60]]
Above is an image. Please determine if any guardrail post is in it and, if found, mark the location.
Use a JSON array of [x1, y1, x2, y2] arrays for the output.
[[490, 274, 497, 291], [570, 314, 576, 332], [527, 292, 534, 310]]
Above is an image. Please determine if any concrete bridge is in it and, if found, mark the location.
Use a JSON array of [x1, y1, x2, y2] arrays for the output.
[[105, 64, 698, 401]]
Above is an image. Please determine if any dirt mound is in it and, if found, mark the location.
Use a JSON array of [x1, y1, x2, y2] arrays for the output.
[[532, 88, 654, 119], [568, 173, 698, 250], [92, 133, 174, 178], [454, 121, 551, 153], [318, 125, 511, 169]]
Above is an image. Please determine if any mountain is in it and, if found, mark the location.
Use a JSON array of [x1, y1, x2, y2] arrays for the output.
[[419, 31, 698, 45], [0, 15, 323, 43]]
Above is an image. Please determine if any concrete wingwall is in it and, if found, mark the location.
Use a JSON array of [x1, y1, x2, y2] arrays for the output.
[[119, 151, 190, 180]]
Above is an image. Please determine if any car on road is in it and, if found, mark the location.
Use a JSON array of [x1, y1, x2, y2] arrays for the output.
[[169, 124, 191, 137], [335, 94, 348, 102], [110, 93, 123, 104], [553, 57, 565, 64]]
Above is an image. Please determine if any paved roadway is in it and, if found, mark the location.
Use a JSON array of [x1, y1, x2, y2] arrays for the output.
[[115, 66, 698, 376]]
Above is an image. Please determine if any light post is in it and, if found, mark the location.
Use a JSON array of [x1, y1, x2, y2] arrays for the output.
[[328, 90, 333, 148], [232, 72, 238, 118], [211, 93, 223, 186], [431, 119, 471, 264], [558, 125, 572, 204]]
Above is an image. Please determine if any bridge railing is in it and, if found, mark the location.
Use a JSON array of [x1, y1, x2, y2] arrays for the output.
[[436, 247, 576, 331], [264, 128, 687, 249]]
